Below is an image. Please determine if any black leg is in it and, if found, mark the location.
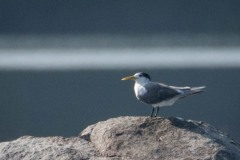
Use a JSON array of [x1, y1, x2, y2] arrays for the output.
[[150, 107, 155, 117], [154, 107, 159, 117]]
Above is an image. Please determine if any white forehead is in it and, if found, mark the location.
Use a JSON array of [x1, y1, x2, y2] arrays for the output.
[[134, 72, 142, 76]]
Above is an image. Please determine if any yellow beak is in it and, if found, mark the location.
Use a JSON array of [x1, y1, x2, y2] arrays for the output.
[[121, 75, 136, 81]]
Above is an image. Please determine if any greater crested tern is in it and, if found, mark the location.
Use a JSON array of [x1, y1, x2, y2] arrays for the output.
[[122, 72, 205, 117]]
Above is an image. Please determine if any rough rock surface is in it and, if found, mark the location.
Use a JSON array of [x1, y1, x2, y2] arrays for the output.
[[1, 116, 240, 160], [80, 116, 240, 160], [0, 136, 100, 160]]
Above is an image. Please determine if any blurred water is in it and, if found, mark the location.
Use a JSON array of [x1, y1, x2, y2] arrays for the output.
[[0, 44, 239, 143], [0, 69, 240, 142], [0, 48, 240, 70]]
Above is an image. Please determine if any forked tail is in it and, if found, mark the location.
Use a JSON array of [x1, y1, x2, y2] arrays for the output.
[[179, 86, 206, 98]]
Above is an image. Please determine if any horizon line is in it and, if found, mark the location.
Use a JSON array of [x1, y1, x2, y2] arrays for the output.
[[0, 47, 240, 70]]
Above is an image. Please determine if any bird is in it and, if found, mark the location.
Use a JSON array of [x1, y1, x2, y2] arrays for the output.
[[121, 72, 205, 117]]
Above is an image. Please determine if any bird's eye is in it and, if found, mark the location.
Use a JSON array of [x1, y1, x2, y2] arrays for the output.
[[139, 74, 143, 77]]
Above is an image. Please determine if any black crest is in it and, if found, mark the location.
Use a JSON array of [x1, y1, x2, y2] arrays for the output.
[[139, 72, 151, 80]]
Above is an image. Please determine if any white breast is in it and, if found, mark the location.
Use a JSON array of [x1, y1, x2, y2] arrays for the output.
[[134, 83, 147, 99]]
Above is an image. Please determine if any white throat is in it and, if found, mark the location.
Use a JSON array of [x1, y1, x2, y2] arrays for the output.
[[134, 78, 150, 98]]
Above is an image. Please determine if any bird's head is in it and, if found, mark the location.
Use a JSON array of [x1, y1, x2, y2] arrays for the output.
[[121, 72, 151, 84]]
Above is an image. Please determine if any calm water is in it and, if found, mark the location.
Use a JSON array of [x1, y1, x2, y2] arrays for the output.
[[0, 69, 240, 142]]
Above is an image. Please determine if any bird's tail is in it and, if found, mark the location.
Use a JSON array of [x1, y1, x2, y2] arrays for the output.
[[179, 86, 206, 98]]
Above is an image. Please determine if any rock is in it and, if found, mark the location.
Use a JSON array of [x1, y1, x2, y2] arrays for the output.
[[0, 136, 100, 160], [80, 116, 240, 160], [0, 116, 240, 160]]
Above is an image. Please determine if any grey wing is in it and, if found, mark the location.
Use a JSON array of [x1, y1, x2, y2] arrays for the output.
[[139, 82, 181, 104]]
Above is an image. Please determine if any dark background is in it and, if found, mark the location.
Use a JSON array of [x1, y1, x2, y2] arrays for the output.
[[1, 0, 240, 35], [1, 69, 240, 142]]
